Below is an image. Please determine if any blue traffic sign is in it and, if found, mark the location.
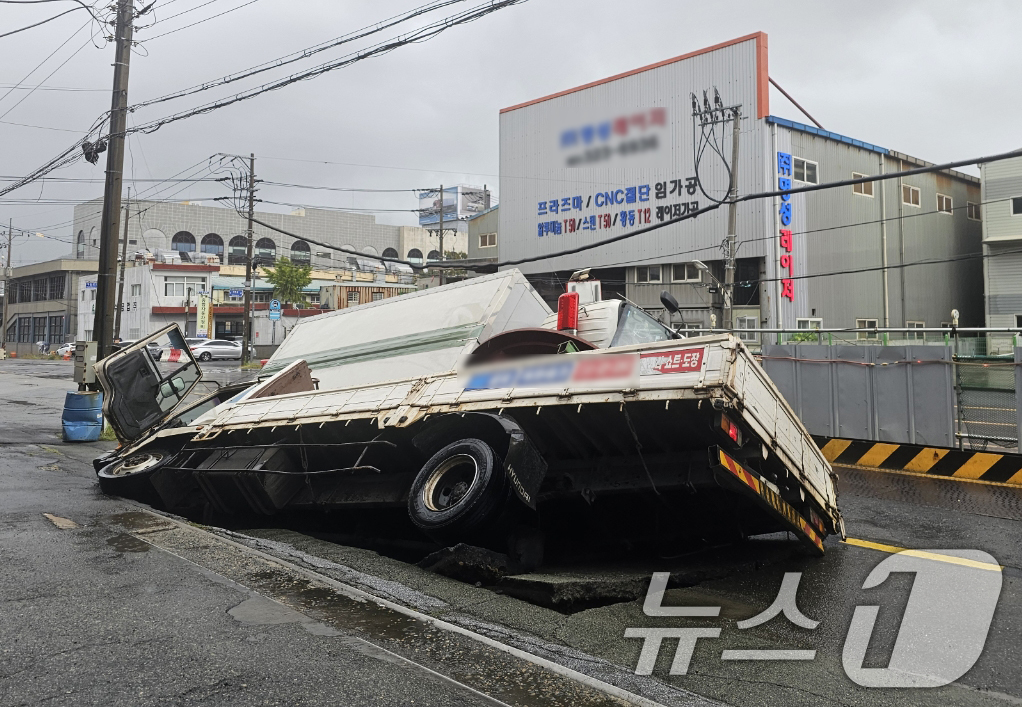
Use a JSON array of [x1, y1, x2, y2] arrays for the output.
[[228, 288, 243, 298], [269, 299, 281, 311], [268, 310, 281, 321]]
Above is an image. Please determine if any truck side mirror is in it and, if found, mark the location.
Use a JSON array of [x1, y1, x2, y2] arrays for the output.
[[659, 290, 680, 314]]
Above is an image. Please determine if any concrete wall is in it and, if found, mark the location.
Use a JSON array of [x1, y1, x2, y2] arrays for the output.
[[467, 206, 499, 261]]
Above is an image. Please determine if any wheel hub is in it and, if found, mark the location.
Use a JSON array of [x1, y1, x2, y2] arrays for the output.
[[111, 451, 165, 477], [422, 454, 478, 512]]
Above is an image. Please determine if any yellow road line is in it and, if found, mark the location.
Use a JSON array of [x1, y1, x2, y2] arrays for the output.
[[843, 537, 1001, 572]]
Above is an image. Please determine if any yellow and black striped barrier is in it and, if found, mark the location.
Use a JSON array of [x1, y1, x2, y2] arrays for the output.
[[815, 437, 1022, 486]]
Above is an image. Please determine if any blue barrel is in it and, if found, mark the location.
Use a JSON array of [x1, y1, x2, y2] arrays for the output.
[[62, 391, 104, 442]]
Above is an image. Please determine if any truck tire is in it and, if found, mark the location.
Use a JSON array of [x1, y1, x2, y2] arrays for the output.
[[408, 438, 509, 544], [96, 447, 174, 507]]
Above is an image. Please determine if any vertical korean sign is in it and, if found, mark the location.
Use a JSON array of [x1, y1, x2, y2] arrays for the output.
[[195, 292, 212, 340], [776, 152, 795, 305]]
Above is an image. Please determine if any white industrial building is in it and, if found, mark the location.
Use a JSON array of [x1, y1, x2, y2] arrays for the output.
[[497, 32, 983, 336]]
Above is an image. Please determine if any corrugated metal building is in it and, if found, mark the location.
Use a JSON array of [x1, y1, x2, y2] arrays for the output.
[[497, 32, 983, 336], [981, 154, 1022, 353]]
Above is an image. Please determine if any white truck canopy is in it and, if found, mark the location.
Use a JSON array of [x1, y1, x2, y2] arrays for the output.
[[261, 269, 552, 390]]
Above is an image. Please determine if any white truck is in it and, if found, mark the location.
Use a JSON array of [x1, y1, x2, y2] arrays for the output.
[[93, 270, 842, 559]]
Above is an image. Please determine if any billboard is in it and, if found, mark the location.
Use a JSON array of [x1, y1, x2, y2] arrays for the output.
[[497, 32, 771, 274], [195, 293, 212, 339], [418, 185, 489, 226]]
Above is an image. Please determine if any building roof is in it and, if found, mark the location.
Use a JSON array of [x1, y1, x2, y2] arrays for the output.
[[11, 258, 98, 278], [768, 115, 981, 185], [766, 115, 888, 154], [212, 275, 336, 292], [500, 32, 769, 119]]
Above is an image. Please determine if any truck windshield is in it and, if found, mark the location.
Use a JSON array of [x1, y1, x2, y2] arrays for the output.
[[610, 304, 677, 347]]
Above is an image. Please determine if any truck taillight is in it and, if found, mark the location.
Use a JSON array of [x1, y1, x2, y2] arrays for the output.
[[716, 412, 743, 446], [557, 291, 579, 333]]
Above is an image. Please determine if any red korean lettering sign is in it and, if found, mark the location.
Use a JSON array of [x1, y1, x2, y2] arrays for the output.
[[640, 348, 704, 375]]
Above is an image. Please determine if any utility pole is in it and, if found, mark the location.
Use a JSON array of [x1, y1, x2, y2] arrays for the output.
[[437, 184, 445, 286], [1, 220, 11, 353], [241, 153, 256, 365], [113, 187, 130, 341], [92, 0, 134, 361], [722, 105, 741, 331]]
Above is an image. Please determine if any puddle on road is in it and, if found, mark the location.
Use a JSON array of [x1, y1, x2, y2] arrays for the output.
[[107, 511, 174, 532], [106, 533, 150, 553]]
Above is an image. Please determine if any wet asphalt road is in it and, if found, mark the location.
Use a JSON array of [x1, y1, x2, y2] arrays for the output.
[[2, 358, 1022, 706]]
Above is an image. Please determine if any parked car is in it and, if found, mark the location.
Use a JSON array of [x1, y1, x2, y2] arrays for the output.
[[113, 339, 163, 361], [188, 339, 250, 361], [92, 271, 842, 563], [56, 342, 74, 357]]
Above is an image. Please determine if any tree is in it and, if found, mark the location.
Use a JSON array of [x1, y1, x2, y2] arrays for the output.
[[263, 257, 312, 307]]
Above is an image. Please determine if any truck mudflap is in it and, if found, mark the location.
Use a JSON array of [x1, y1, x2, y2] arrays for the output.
[[710, 446, 826, 555]]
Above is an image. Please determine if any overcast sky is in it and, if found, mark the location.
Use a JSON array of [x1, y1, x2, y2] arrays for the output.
[[2, 0, 1020, 265]]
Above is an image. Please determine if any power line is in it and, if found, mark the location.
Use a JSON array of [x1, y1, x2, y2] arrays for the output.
[[131, 0, 469, 104], [0, 0, 526, 200], [0, 15, 95, 111], [0, 2, 100, 40], [492, 146, 1022, 269], [137, 0, 262, 42], [260, 180, 427, 193]]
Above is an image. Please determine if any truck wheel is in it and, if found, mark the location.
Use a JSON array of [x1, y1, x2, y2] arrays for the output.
[[96, 447, 173, 506], [408, 438, 509, 544]]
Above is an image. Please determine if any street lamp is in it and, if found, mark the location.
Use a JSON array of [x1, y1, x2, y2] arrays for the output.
[[691, 260, 722, 287]]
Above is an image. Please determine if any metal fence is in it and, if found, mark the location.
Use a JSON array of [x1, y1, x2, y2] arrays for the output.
[[760, 343, 1020, 452]]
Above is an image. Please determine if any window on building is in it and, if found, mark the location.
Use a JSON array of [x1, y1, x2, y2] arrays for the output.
[[672, 263, 700, 282], [907, 320, 925, 341], [290, 239, 311, 265], [80, 289, 85, 301], [90, 289, 95, 301], [1015, 314, 1022, 328], [407, 248, 423, 262], [48, 275, 65, 300], [254, 238, 276, 266], [372, 292, 384, 302], [171, 231, 196, 252], [32, 316, 46, 341], [936, 194, 953, 214], [228, 236, 248, 265], [856, 318, 879, 339], [18, 281, 30, 303], [48, 316, 63, 343], [735, 316, 758, 342], [200, 233, 224, 257], [17, 318, 31, 343], [635, 265, 661, 283], [967, 202, 981, 221], [33, 278, 47, 302], [347, 291, 360, 305], [76, 231, 85, 259], [84, 329, 92, 341], [130, 284, 141, 296], [479, 233, 496, 248], [797, 318, 823, 330], [852, 173, 873, 197], [1012, 197, 1022, 216], [793, 157, 818, 184], [253, 292, 271, 303], [426, 250, 441, 262], [381, 248, 398, 259], [164, 276, 206, 297], [902, 184, 920, 207]]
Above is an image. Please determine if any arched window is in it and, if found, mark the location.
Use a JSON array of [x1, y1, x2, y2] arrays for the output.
[[200, 233, 223, 257], [407, 248, 423, 262], [290, 239, 311, 264], [426, 250, 441, 262], [171, 231, 196, 252], [76, 231, 85, 258], [254, 238, 276, 266], [228, 236, 247, 265], [382, 247, 398, 259], [89, 226, 97, 248], [361, 245, 378, 256]]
